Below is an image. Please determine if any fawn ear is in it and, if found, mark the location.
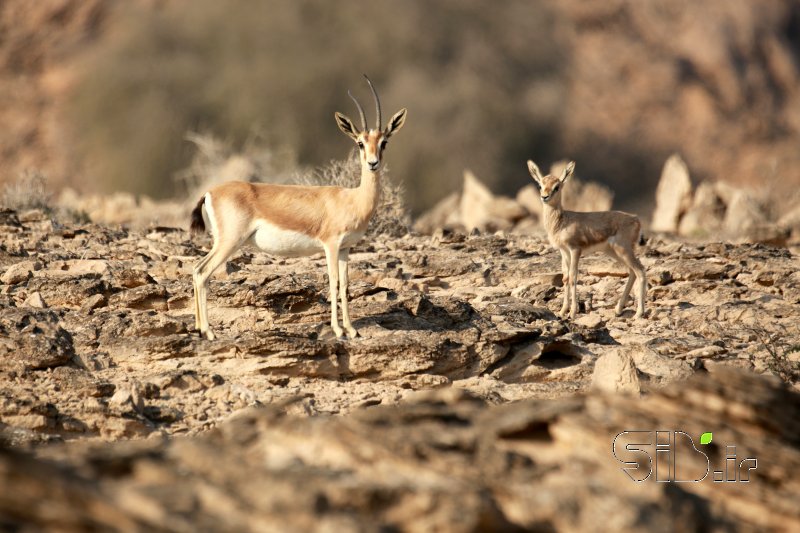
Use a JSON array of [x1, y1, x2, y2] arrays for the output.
[[560, 161, 576, 182], [527, 160, 544, 186]]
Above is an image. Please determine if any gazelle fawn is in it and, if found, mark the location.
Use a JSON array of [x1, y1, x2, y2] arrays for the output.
[[190, 76, 407, 340], [527, 160, 647, 319]]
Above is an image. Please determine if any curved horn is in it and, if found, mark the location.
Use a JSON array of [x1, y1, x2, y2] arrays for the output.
[[364, 74, 381, 130], [347, 90, 367, 132]]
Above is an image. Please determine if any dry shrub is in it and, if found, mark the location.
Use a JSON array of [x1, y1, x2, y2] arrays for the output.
[[749, 324, 800, 385], [1, 170, 51, 211], [177, 132, 297, 199], [295, 155, 409, 238]]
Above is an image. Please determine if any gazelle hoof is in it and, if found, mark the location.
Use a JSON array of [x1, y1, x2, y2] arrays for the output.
[[200, 329, 216, 341], [332, 326, 345, 339], [346, 327, 359, 339]]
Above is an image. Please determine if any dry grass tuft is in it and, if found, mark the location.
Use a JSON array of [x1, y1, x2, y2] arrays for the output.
[[1, 169, 51, 211]]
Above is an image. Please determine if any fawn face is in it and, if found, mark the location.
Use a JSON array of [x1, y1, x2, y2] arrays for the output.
[[527, 160, 575, 205]]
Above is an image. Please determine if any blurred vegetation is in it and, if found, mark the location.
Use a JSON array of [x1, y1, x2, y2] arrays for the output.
[[67, 0, 568, 213], [1, 170, 51, 211]]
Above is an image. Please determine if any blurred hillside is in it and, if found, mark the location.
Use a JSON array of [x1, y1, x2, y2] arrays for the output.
[[1, 0, 799, 215]]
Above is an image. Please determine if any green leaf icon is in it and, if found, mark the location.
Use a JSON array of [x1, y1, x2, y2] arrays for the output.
[[700, 432, 713, 445]]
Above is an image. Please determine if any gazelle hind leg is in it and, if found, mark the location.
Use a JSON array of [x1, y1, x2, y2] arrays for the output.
[[193, 237, 246, 340], [634, 262, 647, 318], [193, 249, 215, 333], [616, 273, 636, 315], [323, 243, 344, 338], [605, 245, 635, 315], [612, 244, 647, 318], [192, 260, 204, 331], [338, 248, 358, 338], [558, 249, 571, 317], [192, 242, 220, 331]]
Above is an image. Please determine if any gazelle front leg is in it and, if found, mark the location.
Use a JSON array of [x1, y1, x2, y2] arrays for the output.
[[559, 248, 571, 317], [338, 248, 358, 338], [323, 242, 345, 338], [568, 247, 581, 318]]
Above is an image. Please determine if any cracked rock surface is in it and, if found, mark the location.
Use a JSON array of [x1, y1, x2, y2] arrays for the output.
[[0, 208, 798, 530], [2, 368, 798, 532], [0, 209, 798, 443]]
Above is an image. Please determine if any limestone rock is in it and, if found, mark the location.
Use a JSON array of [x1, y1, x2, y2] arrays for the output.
[[491, 341, 543, 381], [511, 216, 542, 235], [516, 184, 542, 217], [651, 154, 693, 233], [0, 309, 74, 370], [109, 387, 145, 414], [110, 285, 169, 311], [412, 192, 460, 234], [723, 189, 767, 235], [548, 160, 614, 213], [678, 182, 725, 237], [778, 203, 800, 232], [416, 167, 612, 236], [460, 170, 527, 232], [1, 260, 42, 285], [518, 163, 614, 215], [22, 292, 46, 308], [626, 345, 694, 385], [0, 205, 797, 498], [81, 293, 107, 311], [1, 369, 797, 531], [112, 269, 155, 289], [591, 349, 640, 394]]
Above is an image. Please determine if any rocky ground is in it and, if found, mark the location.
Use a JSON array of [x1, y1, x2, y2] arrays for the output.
[[1, 369, 797, 531], [1, 206, 799, 530]]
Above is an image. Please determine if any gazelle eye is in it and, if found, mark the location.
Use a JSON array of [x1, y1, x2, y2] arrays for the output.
[[357, 141, 364, 149], [380, 140, 387, 149]]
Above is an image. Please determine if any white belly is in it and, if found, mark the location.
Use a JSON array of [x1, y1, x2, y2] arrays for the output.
[[250, 220, 323, 257], [582, 240, 611, 255]]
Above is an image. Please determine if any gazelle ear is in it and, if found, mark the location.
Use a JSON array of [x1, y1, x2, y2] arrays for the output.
[[384, 108, 407, 138], [335, 112, 359, 140], [527, 160, 544, 186], [560, 161, 576, 182]]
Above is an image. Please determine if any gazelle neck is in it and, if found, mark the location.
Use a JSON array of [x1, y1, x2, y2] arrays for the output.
[[542, 199, 564, 232], [358, 164, 381, 205]]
